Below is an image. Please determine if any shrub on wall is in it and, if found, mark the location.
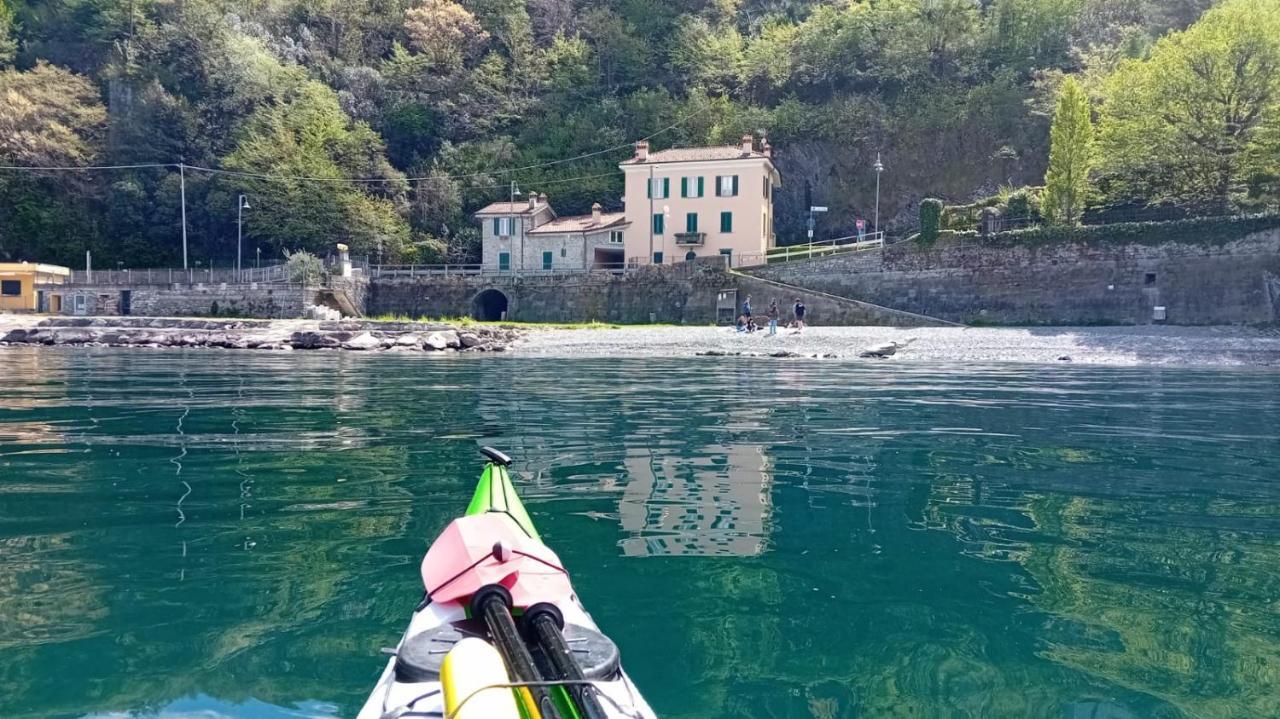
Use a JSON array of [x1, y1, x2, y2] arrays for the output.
[[919, 199, 944, 246], [987, 212, 1280, 247]]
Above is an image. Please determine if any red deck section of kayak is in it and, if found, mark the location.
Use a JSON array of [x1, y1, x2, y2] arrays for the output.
[[421, 513, 574, 607]]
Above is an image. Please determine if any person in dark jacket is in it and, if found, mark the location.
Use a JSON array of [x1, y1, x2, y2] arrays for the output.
[[742, 295, 752, 319], [793, 298, 806, 330], [767, 300, 780, 336]]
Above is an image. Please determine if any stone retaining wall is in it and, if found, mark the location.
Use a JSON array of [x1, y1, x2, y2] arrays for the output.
[[746, 231, 1280, 325], [37, 283, 309, 319]]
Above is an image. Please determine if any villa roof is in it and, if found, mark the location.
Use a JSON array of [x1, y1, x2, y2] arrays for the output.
[[620, 145, 773, 166], [474, 201, 552, 217], [527, 212, 628, 235]]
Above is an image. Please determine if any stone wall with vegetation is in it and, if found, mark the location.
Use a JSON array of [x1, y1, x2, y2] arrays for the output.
[[748, 229, 1280, 326]]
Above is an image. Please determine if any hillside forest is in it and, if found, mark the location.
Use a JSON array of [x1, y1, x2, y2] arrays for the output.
[[1, 0, 1278, 266]]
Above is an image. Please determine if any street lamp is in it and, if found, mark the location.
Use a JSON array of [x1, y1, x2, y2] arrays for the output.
[[509, 180, 522, 273], [237, 195, 251, 279], [256, 246, 261, 270], [873, 153, 885, 235]]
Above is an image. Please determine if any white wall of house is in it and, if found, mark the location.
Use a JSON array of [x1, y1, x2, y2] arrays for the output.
[[620, 157, 778, 267]]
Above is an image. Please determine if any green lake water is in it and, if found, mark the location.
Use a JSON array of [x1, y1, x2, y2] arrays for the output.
[[2, 347, 1279, 719]]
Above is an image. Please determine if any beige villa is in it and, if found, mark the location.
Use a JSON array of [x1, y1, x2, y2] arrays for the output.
[[619, 135, 780, 267], [476, 135, 779, 272]]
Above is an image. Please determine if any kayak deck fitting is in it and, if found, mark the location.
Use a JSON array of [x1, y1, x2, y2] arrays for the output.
[[357, 447, 656, 719]]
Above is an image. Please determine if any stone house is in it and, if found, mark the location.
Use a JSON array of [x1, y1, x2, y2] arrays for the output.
[[475, 194, 629, 272], [619, 136, 781, 267]]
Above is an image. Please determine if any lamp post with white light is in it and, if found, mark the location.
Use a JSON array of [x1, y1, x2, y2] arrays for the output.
[[873, 153, 884, 235], [237, 195, 250, 279]]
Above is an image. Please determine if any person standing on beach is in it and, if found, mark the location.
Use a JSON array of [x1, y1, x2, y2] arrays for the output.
[[742, 295, 752, 320], [767, 300, 779, 336], [793, 297, 806, 331]]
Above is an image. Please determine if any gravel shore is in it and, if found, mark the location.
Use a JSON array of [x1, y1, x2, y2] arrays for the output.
[[512, 325, 1280, 366]]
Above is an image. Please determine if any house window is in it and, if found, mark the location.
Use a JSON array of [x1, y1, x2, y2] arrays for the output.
[[716, 175, 739, 197], [0, 280, 20, 296], [685, 251, 697, 261], [543, 251, 553, 270], [493, 217, 515, 236], [1144, 272, 1157, 285], [647, 177, 670, 199], [653, 213, 665, 235], [560, 247, 567, 257], [609, 230, 623, 244], [653, 251, 664, 264], [681, 177, 705, 199], [685, 213, 698, 233], [720, 211, 733, 233], [498, 252, 510, 271]]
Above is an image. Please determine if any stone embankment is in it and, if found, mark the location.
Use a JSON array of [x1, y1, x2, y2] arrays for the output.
[[0, 316, 515, 353]]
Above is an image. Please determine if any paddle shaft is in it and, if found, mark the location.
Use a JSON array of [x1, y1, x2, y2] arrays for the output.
[[527, 613, 610, 719], [475, 593, 563, 719]]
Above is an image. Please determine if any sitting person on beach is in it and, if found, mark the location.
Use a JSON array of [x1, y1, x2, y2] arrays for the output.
[[736, 315, 748, 332]]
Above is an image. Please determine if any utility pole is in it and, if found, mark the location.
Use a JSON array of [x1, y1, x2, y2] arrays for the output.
[[179, 162, 188, 269]]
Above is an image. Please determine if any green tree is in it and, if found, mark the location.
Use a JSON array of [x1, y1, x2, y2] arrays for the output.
[[1042, 76, 1093, 225], [1098, 0, 1280, 212], [0, 60, 107, 166], [0, 0, 17, 66], [221, 81, 410, 259], [404, 0, 488, 70]]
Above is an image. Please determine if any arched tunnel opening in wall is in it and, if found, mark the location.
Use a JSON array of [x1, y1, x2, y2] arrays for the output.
[[472, 289, 509, 321]]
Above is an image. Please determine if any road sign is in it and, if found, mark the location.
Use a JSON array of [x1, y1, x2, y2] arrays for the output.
[[810, 206, 829, 213]]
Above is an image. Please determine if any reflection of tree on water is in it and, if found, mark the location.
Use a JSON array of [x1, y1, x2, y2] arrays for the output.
[[1022, 493, 1280, 718], [0, 351, 427, 719]]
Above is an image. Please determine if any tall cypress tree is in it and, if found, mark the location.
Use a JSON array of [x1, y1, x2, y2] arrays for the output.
[[1042, 76, 1094, 225]]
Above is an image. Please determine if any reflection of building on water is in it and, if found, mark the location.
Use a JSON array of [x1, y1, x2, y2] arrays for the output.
[[618, 440, 772, 557]]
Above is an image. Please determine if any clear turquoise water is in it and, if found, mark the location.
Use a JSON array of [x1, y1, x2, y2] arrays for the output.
[[1, 347, 1278, 719]]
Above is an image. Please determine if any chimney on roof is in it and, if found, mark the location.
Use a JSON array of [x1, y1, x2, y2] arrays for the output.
[[538, 192, 548, 204], [763, 142, 772, 159], [741, 134, 754, 154], [528, 193, 537, 210], [635, 140, 649, 162], [591, 202, 602, 222]]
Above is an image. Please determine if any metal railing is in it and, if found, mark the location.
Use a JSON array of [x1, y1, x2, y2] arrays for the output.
[[369, 263, 635, 278], [759, 232, 885, 264], [68, 264, 292, 285]]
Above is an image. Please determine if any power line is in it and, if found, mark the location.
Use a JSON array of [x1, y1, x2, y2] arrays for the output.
[[0, 102, 715, 184], [0, 162, 174, 171]]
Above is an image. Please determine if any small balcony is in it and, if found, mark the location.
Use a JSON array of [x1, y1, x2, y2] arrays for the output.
[[675, 232, 706, 246]]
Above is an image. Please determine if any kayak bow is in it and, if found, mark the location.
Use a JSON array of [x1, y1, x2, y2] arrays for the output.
[[357, 447, 655, 719]]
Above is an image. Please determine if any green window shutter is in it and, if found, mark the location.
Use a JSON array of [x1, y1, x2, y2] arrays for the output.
[[721, 211, 733, 233], [681, 177, 688, 198], [732, 175, 739, 196], [493, 218, 500, 235], [714, 175, 722, 196], [663, 178, 670, 198], [647, 178, 652, 199], [686, 213, 698, 232], [697, 177, 705, 197], [543, 251, 552, 270], [653, 213, 664, 234], [653, 251, 664, 264], [499, 252, 510, 270]]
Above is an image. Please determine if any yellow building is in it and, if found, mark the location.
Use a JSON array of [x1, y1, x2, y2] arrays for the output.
[[0, 262, 71, 312]]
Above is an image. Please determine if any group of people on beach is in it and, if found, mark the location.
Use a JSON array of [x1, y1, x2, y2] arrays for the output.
[[736, 295, 806, 335]]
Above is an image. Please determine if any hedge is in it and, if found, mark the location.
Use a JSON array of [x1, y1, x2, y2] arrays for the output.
[[919, 198, 944, 246], [984, 213, 1280, 247]]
